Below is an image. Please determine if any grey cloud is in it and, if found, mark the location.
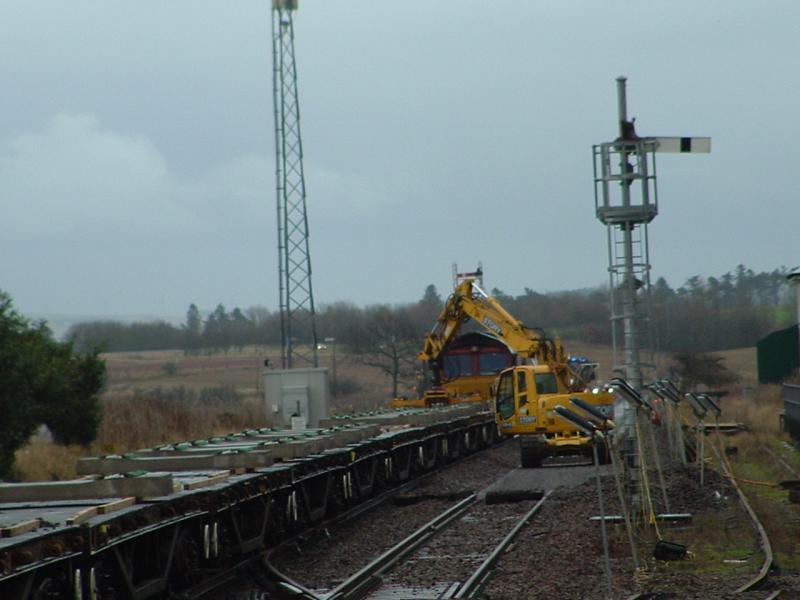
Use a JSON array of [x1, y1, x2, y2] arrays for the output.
[[1, 0, 798, 319]]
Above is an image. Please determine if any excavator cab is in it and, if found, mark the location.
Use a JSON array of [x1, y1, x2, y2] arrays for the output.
[[495, 369, 516, 420], [495, 365, 567, 431], [493, 365, 615, 467]]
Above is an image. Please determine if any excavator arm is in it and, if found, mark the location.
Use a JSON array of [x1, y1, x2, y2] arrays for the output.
[[418, 279, 568, 385]]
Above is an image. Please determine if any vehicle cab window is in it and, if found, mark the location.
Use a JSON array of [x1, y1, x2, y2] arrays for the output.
[[534, 372, 558, 395], [516, 370, 528, 406], [496, 371, 515, 419]]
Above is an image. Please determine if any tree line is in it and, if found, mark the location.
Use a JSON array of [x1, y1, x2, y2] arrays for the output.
[[492, 265, 793, 353], [67, 265, 794, 361], [66, 287, 444, 356]]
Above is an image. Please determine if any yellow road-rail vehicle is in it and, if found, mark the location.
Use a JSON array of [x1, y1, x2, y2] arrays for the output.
[[394, 278, 613, 467]]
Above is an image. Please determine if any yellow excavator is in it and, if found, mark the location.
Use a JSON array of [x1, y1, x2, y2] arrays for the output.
[[394, 278, 614, 467], [391, 278, 526, 408]]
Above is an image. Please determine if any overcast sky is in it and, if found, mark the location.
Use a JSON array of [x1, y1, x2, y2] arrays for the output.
[[2, 1, 798, 322]]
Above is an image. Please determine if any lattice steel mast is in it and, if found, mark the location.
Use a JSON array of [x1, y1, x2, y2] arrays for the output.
[[272, 0, 318, 368]]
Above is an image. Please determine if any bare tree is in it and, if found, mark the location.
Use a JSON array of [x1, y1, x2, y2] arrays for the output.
[[344, 305, 419, 398], [670, 352, 740, 390]]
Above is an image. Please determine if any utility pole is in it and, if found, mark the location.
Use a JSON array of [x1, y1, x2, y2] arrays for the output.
[[272, 0, 318, 369]]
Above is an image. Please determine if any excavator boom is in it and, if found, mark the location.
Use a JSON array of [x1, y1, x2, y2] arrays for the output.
[[422, 281, 532, 358], [419, 279, 569, 387]]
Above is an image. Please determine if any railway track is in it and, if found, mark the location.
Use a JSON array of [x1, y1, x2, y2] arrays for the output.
[[192, 477, 432, 600], [263, 445, 641, 599], [206, 446, 516, 599], [239, 439, 521, 599], [302, 490, 550, 600], [626, 431, 789, 600], [257, 419, 797, 600], [701, 431, 799, 598], [720, 449, 777, 596]]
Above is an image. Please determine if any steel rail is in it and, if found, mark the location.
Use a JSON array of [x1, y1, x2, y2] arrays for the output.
[[625, 437, 782, 600], [261, 438, 510, 599], [709, 443, 776, 595], [198, 474, 472, 600], [324, 494, 478, 600], [759, 442, 799, 478], [449, 490, 551, 598], [279, 436, 510, 551], [193, 552, 318, 600], [190, 553, 292, 599], [258, 483, 448, 599]]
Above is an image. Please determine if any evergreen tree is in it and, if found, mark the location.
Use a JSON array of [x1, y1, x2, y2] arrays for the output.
[[0, 292, 105, 478], [183, 303, 202, 355]]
